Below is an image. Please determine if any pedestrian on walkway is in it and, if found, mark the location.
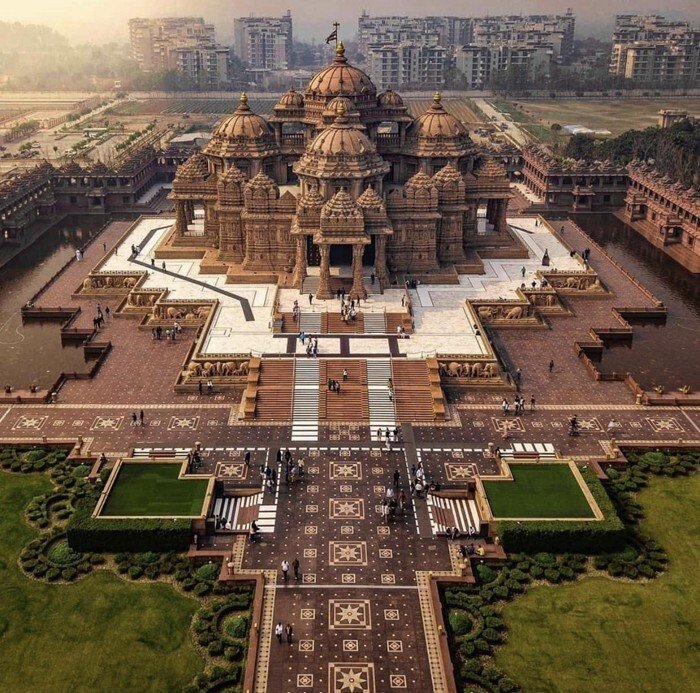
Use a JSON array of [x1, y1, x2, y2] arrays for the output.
[[198, 380, 203, 395], [244, 450, 251, 467], [275, 622, 283, 643], [131, 412, 137, 426], [398, 489, 407, 515], [161, 261, 166, 270], [281, 559, 289, 582], [343, 368, 348, 381], [139, 409, 145, 426], [393, 469, 400, 489], [207, 379, 213, 395], [336, 381, 341, 395], [103, 242, 107, 253], [521, 266, 526, 278], [548, 359, 554, 373], [515, 368, 522, 388], [293, 557, 300, 580], [607, 419, 621, 437], [285, 623, 293, 644], [308, 293, 313, 305], [530, 395, 536, 412]]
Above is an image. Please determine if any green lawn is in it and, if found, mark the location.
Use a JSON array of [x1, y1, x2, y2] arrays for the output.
[[495, 472, 700, 692], [0, 471, 203, 692], [483, 464, 595, 518], [102, 462, 208, 517]]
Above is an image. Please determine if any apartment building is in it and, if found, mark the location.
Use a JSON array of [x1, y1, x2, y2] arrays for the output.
[[367, 42, 447, 90], [609, 15, 700, 83], [128, 17, 230, 87], [455, 44, 553, 88], [233, 11, 293, 70]]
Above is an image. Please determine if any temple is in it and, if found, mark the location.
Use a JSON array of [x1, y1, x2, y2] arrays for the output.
[[166, 42, 513, 297]]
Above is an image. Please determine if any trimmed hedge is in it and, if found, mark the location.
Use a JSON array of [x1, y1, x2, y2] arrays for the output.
[[67, 499, 192, 552], [497, 467, 625, 553]]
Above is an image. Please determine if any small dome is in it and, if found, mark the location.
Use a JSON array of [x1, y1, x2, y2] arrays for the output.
[[409, 92, 468, 139], [214, 93, 272, 139], [324, 96, 355, 116], [432, 163, 463, 186], [321, 189, 363, 220], [275, 88, 304, 110], [298, 183, 325, 211], [378, 87, 404, 108], [308, 111, 375, 156], [474, 157, 508, 178], [357, 186, 385, 210], [176, 153, 210, 181], [405, 171, 436, 192], [219, 164, 246, 186], [245, 171, 276, 192], [306, 42, 376, 97]]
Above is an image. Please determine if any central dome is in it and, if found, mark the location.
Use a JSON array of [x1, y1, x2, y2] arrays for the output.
[[306, 42, 376, 98], [308, 107, 374, 156], [409, 92, 468, 139], [214, 93, 271, 139]]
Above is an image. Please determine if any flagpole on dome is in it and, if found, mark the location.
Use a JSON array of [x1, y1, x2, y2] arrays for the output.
[[326, 22, 340, 49]]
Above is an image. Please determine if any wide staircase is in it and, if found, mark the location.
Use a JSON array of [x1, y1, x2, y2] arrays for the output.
[[326, 312, 365, 333], [254, 361, 293, 420], [291, 359, 320, 441], [363, 313, 387, 334], [319, 360, 369, 421], [392, 360, 438, 422], [299, 312, 322, 334], [366, 358, 397, 438]]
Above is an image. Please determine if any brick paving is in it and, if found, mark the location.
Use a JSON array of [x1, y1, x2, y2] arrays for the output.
[[3, 215, 700, 692]]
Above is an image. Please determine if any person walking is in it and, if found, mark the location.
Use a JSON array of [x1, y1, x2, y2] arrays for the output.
[[293, 557, 300, 581], [515, 368, 522, 388], [607, 419, 621, 437], [131, 412, 137, 426], [281, 559, 289, 582], [521, 266, 526, 278], [342, 368, 348, 381], [139, 409, 145, 426], [530, 395, 536, 412], [198, 380, 203, 396], [308, 293, 313, 305], [501, 397, 508, 414], [285, 623, 293, 644], [398, 489, 407, 515], [393, 469, 400, 490], [275, 622, 283, 643], [548, 359, 554, 373], [105, 306, 111, 320]]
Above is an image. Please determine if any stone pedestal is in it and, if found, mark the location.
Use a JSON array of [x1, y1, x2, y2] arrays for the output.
[[316, 244, 333, 299]]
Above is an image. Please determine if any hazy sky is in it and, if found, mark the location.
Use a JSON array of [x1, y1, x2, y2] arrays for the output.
[[3, 0, 699, 44]]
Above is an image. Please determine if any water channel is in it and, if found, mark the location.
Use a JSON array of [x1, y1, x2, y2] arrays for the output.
[[573, 213, 700, 390], [0, 213, 697, 392], [0, 216, 105, 388]]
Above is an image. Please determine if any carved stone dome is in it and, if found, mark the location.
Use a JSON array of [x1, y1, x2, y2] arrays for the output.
[[176, 153, 210, 181], [214, 93, 272, 139], [219, 164, 246, 186], [432, 163, 463, 186], [409, 92, 467, 139], [357, 186, 385, 211], [308, 108, 375, 157], [306, 43, 376, 97], [474, 157, 508, 178], [321, 189, 363, 220], [405, 171, 436, 192], [275, 88, 304, 110], [324, 96, 355, 116], [378, 87, 404, 108]]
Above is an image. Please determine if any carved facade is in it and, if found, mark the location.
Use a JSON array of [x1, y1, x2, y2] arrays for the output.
[[168, 43, 513, 298]]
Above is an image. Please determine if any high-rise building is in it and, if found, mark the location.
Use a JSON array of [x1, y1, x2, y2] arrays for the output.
[[128, 17, 230, 87], [609, 15, 700, 83], [455, 44, 553, 89], [367, 41, 447, 90], [233, 11, 293, 70]]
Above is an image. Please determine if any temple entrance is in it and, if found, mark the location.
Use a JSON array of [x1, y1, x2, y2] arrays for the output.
[[306, 235, 320, 266], [330, 244, 353, 266]]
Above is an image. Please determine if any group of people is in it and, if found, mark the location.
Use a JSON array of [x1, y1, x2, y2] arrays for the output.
[[298, 334, 319, 357], [446, 525, 479, 540], [197, 380, 215, 395], [409, 461, 429, 498], [327, 376, 344, 393], [150, 322, 181, 341], [275, 621, 295, 645], [380, 484, 408, 523], [501, 394, 535, 416], [269, 447, 305, 487], [130, 410, 145, 426], [92, 303, 109, 330], [186, 448, 202, 473], [340, 296, 359, 322], [375, 426, 400, 450]]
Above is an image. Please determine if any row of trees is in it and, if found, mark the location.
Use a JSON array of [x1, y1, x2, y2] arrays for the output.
[[563, 120, 700, 187]]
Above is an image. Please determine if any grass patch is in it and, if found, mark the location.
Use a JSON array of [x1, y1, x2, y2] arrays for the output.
[[0, 471, 202, 692], [483, 464, 595, 519], [495, 472, 700, 692], [102, 463, 208, 517]]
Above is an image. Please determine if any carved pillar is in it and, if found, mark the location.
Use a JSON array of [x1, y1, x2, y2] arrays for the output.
[[349, 243, 367, 300], [175, 200, 188, 235], [374, 234, 388, 292], [316, 244, 333, 299], [496, 199, 508, 233], [292, 235, 307, 290]]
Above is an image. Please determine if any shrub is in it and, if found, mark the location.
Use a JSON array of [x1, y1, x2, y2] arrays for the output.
[[476, 564, 496, 584], [193, 582, 211, 597], [448, 609, 472, 636], [47, 539, 82, 566], [224, 643, 243, 662], [482, 628, 503, 643], [128, 566, 143, 580], [543, 569, 561, 583], [196, 562, 220, 582], [207, 639, 224, 657], [46, 567, 60, 581], [61, 567, 78, 581]]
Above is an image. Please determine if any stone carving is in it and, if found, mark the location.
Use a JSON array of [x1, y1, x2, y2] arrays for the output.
[[438, 361, 500, 379], [185, 360, 250, 378], [80, 273, 142, 292], [505, 306, 522, 320]]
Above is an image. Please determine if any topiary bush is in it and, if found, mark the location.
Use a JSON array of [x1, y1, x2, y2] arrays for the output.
[[448, 609, 472, 636]]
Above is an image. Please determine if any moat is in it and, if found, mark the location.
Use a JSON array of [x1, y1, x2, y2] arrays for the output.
[[0, 216, 104, 388]]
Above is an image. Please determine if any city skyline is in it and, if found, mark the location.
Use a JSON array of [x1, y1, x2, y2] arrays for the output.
[[3, 0, 699, 44]]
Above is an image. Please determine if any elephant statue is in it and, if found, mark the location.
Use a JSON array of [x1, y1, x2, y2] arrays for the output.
[[482, 363, 498, 377], [447, 362, 461, 377], [505, 306, 523, 320], [589, 278, 604, 292], [470, 362, 483, 377], [82, 278, 92, 290], [477, 306, 493, 320], [545, 294, 556, 306], [187, 362, 203, 377], [123, 277, 137, 289], [565, 276, 581, 289], [236, 361, 250, 376], [438, 362, 448, 376]]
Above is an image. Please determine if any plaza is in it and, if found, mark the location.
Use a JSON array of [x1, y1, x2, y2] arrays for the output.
[[0, 39, 699, 693]]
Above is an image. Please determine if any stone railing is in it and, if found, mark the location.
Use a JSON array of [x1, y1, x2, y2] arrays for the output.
[[75, 270, 145, 296], [144, 299, 216, 326], [537, 268, 608, 295]]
